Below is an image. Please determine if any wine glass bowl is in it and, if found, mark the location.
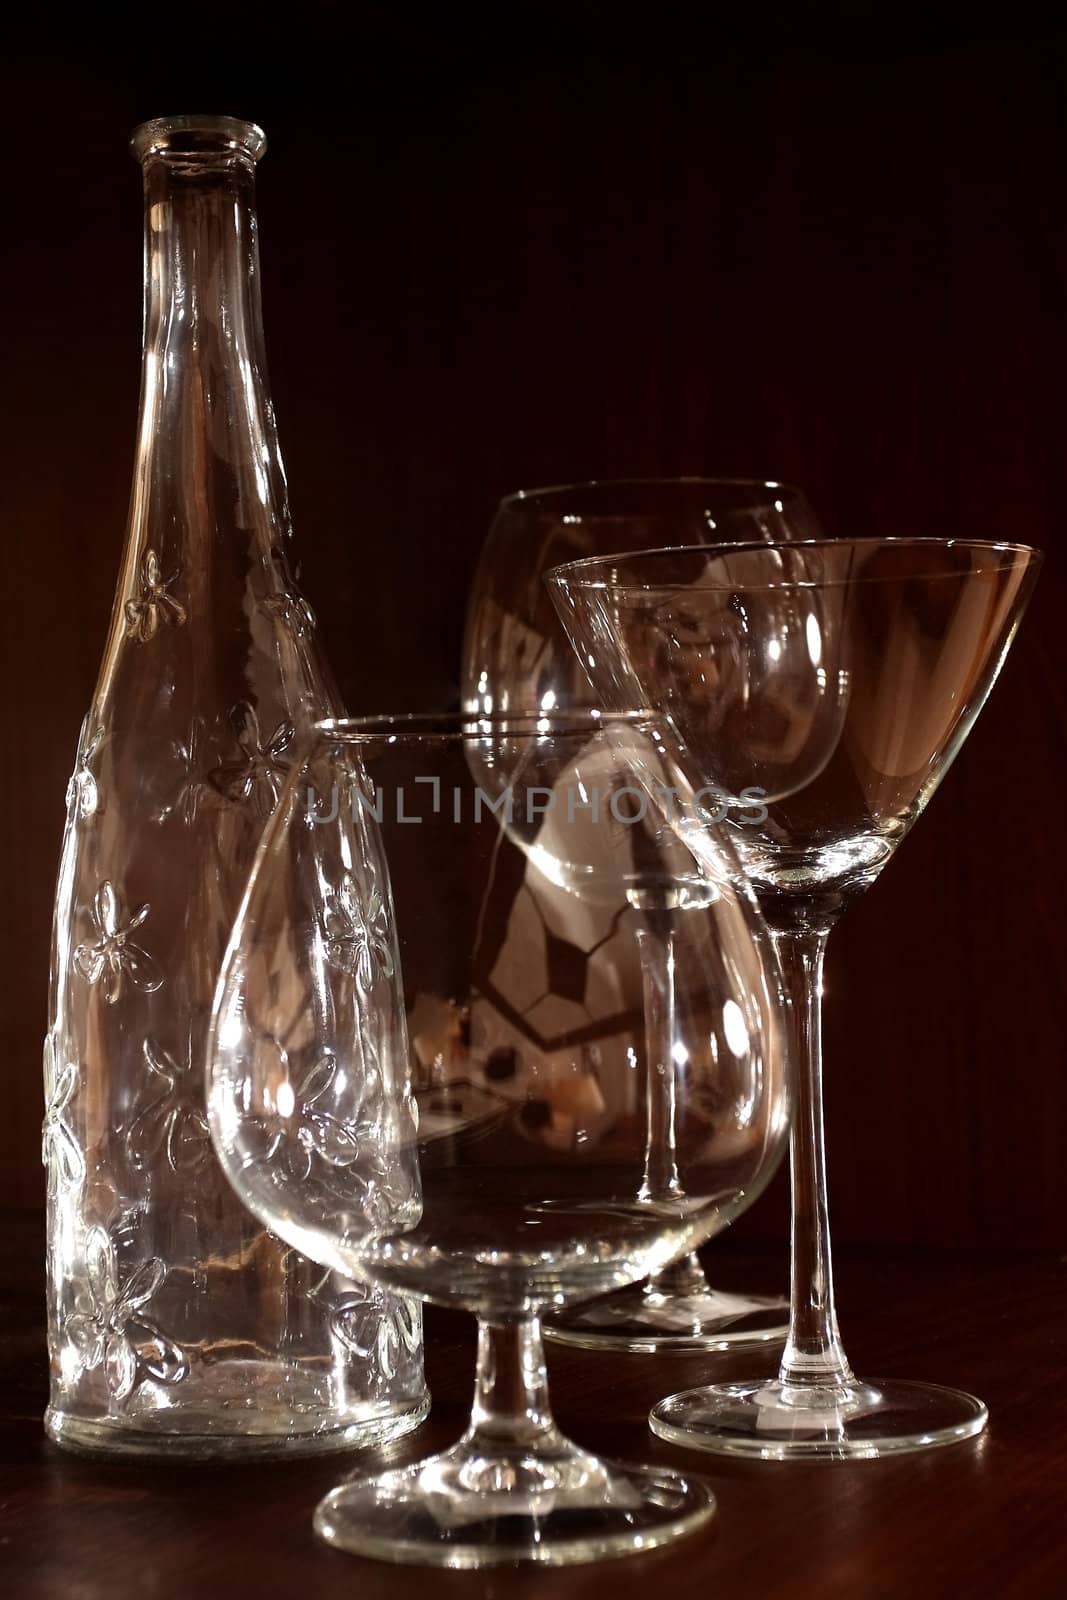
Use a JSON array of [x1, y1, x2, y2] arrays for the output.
[[547, 537, 1041, 1458], [208, 710, 791, 1559], [463, 478, 822, 718]]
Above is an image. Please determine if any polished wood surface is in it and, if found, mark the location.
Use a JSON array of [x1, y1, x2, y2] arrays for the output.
[[1, 30, 1065, 1239], [2, 1214, 1065, 1597]]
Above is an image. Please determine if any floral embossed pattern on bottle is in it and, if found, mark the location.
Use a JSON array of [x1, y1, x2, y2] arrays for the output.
[[43, 115, 427, 1458]]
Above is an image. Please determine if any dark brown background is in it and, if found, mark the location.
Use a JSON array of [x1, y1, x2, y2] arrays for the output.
[[2, 17, 1064, 1247]]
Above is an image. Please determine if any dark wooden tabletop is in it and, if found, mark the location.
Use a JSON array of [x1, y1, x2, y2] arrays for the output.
[[2, 1212, 1065, 1599]]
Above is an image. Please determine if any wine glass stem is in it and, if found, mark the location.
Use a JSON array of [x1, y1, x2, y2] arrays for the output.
[[772, 923, 854, 1389], [635, 923, 705, 1298], [463, 1316, 566, 1456], [636, 923, 683, 1204]]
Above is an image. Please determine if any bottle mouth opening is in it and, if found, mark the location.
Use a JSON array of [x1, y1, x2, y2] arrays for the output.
[[130, 116, 267, 165]]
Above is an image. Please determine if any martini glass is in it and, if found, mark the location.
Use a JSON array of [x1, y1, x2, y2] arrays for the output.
[[462, 479, 822, 1352], [548, 536, 1041, 1457]]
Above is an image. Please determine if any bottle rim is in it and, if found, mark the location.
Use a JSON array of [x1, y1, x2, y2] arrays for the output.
[[130, 116, 266, 164]]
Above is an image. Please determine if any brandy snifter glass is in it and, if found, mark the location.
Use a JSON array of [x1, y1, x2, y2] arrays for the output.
[[207, 711, 791, 1564]]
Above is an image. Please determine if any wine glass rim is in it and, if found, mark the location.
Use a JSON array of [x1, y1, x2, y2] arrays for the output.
[[314, 709, 658, 743], [497, 476, 808, 512], [547, 535, 1043, 591]]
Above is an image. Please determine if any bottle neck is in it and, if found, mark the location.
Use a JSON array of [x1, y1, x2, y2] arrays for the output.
[[143, 149, 266, 359], [129, 148, 291, 562]]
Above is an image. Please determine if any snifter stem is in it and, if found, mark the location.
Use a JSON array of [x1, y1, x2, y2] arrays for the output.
[[464, 1318, 563, 1456]]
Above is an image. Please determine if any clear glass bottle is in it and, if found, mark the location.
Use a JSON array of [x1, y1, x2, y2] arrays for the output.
[[43, 115, 428, 1457]]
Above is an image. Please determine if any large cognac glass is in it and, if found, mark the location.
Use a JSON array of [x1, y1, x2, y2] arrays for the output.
[[208, 711, 791, 1564], [42, 116, 427, 1456]]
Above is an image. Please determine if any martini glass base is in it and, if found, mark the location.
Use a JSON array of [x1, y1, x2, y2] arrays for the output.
[[314, 1445, 716, 1568], [545, 1282, 788, 1353], [649, 1377, 988, 1461]]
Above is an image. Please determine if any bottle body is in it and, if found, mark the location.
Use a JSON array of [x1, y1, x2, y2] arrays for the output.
[[43, 117, 427, 1456]]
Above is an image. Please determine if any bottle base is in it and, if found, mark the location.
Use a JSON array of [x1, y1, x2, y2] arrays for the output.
[[45, 1390, 430, 1462]]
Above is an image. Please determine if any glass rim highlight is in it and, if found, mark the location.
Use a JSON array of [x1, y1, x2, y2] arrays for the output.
[[497, 476, 808, 515], [313, 709, 661, 745], [546, 535, 1043, 593]]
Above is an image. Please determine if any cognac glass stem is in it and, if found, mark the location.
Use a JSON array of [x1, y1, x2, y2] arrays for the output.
[[464, 1318, 565, 1459], [773, 923, 854, 1389]]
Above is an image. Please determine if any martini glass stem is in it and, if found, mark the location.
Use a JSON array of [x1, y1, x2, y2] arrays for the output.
[[772, 921, 854, 1390]]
